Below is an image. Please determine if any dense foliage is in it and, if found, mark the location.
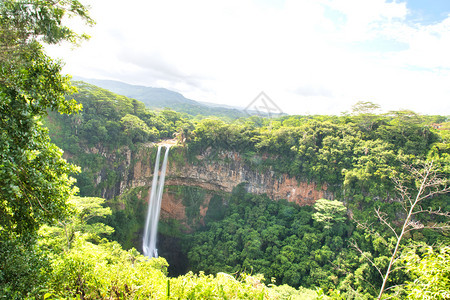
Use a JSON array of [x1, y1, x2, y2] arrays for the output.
[[402, 245, 450, 299], [187, 109, 443, 189], [2, 195, 318, 299], [184, 182, 448, 298], [188, 187, 352, 289], [186, 108, 449, 239], [0, 0, 90, 236]]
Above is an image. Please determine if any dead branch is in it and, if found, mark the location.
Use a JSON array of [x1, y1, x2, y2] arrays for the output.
[[375, 161, 449, 300], [405, 224, 450, 234], [411, 206, 450, 217]]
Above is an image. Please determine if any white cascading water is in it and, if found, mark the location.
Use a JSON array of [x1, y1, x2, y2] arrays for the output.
[[143, 145, 170, 258]]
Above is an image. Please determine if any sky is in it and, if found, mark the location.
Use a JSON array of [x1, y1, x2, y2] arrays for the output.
[[47, 0, 450, 115]]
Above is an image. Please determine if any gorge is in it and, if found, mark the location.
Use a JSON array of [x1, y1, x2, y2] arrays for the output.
[[73, 141, 335, 274], [41, 81, 449, 297]]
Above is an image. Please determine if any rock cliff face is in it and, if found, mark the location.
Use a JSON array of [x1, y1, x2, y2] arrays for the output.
[[127, 147, 332, 224]]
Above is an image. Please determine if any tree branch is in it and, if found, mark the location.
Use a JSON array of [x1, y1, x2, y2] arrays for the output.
[[410, 206, 450, 217], [350, 241, 385, 279], [405, 223, 450, 234], [375, 208, 399, 239]]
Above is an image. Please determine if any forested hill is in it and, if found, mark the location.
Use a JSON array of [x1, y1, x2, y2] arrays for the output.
[[74, 77, 252, 119], [46, 81, 192, 150]]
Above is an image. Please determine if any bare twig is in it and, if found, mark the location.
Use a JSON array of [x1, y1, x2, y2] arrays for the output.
[[405, 224, 450, 234], [375, 208, 399, 239], [350, 241, 385, 279], [411, 206, 450, 217]]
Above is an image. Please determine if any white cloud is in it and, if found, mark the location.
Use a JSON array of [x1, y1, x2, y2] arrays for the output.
[[46, 0, 450, 115]]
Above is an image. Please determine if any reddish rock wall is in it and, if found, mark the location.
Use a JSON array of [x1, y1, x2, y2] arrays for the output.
[[129, 148, 332, 222]]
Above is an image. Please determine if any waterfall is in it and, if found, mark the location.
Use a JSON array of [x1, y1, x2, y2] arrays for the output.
[[143, 145, 170, 258]]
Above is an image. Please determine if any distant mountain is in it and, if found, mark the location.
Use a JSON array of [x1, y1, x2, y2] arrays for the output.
[[198, 101, 246, 110], [72, 77, 251, 119]]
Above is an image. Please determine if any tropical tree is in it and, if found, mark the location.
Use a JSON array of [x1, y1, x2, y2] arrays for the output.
[[312, 198, 347, 230], [0, 0, 92, 236], [39, 196, 114, 252], [351, 101, 382, 132]]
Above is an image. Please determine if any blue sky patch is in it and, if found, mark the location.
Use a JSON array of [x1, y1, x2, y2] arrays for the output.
[[405, 0, 450, 25]]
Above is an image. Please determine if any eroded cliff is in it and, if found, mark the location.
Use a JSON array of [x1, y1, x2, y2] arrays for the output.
[[126, 146, 332, 225]]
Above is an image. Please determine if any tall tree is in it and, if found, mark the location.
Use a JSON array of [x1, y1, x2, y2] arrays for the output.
[[0, 0, 92, 235], [312, 198, 346, 230], [351, 101, 381, 131], [39, 196, 114, 252]]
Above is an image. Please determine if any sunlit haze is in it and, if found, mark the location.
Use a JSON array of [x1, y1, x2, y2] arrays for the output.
[[47, 0, 450, 115]]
